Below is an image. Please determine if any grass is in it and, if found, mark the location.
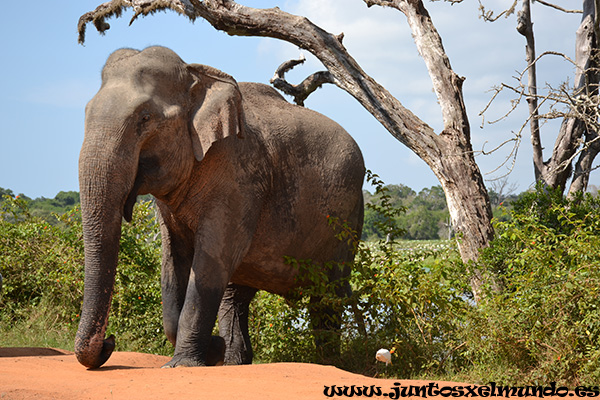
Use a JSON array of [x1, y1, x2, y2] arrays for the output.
[[0, 308, 77, 351]]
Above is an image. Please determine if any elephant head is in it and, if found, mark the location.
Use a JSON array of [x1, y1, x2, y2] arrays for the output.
[[75, 46, 244, 369]]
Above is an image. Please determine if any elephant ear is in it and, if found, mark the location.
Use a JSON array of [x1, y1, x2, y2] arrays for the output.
[[187, 64, 245, 162]]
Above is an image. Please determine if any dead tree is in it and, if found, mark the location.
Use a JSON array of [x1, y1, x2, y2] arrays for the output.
[[482, 0, 600, 195], [77, 0, 495, 299], [519, 0, 600, 194], [567, 0, 600, 195]]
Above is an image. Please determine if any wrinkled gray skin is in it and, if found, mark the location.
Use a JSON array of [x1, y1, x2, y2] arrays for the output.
[[75, 46, 364, 369]]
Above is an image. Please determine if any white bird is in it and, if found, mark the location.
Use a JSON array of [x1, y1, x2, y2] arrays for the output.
[[376, 348, 392, 366]]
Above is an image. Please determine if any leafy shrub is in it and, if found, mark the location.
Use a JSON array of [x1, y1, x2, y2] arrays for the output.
[[249, 291, 315, 362], [249, 242, 467, 377], [466, 186, 600, 385], [342, 240, 467, 377], [0, 195, 84, 325], [0, 196, 169, 355]]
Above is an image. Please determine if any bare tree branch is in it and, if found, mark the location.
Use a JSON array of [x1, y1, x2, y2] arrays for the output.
[[269, 55, 334, 107], [478, 0, 518, 22], [78, 0, 438, 164], [477, 0, 581, 23], [78, 0, 196, 44], [517, 0, 544, 180], [487, 176, 519, 206], [534, 0, 582, 14], [478, 133, 522, 182]]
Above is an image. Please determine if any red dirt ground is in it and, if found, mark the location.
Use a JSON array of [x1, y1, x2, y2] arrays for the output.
[[0, 347, 565, 399]]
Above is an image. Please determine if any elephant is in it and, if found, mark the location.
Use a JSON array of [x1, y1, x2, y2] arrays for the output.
[[75, 46, 365, 369]]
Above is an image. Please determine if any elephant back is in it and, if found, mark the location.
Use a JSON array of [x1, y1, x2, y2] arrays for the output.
[[237, 81, 364, 171]]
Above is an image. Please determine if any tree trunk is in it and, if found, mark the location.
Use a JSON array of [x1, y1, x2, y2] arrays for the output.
[[435, 147, 495, 300], [569, 138, 600, 195], [517, 0, 544, 181], [392, 0, 494, 298], [568, 0, 600, 196]]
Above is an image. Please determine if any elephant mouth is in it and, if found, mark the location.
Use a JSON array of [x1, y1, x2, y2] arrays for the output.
[[123, 155, 164, 222]]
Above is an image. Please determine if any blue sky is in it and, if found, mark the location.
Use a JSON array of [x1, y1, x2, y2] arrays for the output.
[[0, 1, 585, 198]]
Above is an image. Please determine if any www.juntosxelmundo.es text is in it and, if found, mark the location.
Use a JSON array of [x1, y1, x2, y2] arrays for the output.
[[323, 382, 600, 398]]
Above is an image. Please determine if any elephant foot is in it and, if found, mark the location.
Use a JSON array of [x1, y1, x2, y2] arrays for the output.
[[206, 335, 226, 366], [162, 355, 206, 368], [162, 336, 226, 368]]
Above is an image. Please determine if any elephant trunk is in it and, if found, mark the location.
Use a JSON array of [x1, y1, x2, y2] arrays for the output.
[[75, 136, 138, 369]]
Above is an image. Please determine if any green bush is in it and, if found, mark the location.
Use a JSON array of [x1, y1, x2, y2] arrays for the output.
[[0, 195, 84, 326], [344, 240, 467, 377], [466, 186, 600, 385], [249, 239, 467, 377], [0, 196, 169, 355], [249, 290, 315, 362]]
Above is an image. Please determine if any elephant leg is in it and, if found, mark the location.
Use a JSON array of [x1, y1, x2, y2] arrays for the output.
[[205, 335, 226, 366], [158, 184, 260, 368], [162, 252, 227, 367], [161, 248, 231, 368], [309, 258, 353, 362], [163, 220, 255, 368], [309, 295, 342, 363], [157, 205, 226, 367], [218, 283, 258, 365], [161, 258, 190, 347], [157, 206, 193, 347]]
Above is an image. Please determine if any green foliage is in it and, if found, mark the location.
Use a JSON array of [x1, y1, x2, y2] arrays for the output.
[[0, 195, 170, 355], [0, 195, 84, 326], [0, 187, 15, 198], [0, 187, 80, 224], [343, 241, 467, 377], [362, 180, 451, 241], [249, 291, 314, 362], [465, 185, 600, 385], [364, 171, 407, 241]]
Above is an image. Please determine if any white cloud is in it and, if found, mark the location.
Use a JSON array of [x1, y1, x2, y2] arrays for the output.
[[289, 0, 418, 70]]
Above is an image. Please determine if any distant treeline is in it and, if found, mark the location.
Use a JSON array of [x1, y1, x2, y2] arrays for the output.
[[363, 183, 522, 241], [0, 185, 518, 241], [363, 185, 450, 241], [0, 187, 80, 222]]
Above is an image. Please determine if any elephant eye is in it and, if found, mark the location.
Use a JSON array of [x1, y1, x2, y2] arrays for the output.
[[141, 112, 152, 123], [136, 110, 154, 136]]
